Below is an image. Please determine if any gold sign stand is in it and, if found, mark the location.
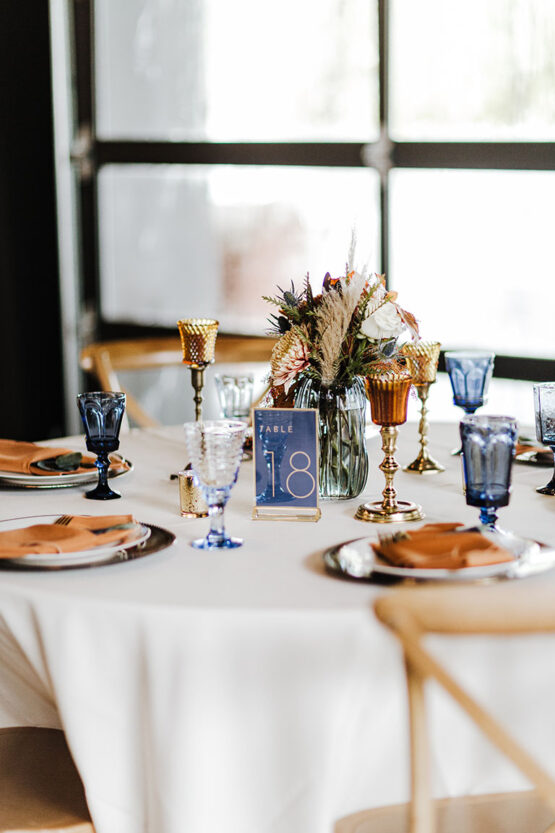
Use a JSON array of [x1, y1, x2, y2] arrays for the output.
[[252, 506, 322, 522]]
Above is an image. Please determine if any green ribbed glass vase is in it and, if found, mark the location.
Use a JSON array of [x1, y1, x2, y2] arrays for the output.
[[294, 376, 369, 499]]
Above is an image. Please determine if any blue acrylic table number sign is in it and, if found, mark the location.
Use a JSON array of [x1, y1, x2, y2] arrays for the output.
[[252, 408, 321, 522]]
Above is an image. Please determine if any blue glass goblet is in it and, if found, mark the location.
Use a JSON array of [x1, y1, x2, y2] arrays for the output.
[[445, 350, 495, 454], [77, 392, 126, 500], [183, 419, 246, 549], [460, 414, 517, 530], [534, 383, 555, 496]]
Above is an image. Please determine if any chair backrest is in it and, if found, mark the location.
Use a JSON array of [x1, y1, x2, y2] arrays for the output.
[[80, 334, 276, 427], [374, 585, 555, 833]]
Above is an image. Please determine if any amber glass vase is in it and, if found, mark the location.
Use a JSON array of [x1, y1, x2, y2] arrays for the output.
[[355, 365, 424, 523]]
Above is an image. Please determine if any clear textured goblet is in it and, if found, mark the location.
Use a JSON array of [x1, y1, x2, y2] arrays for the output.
[[533, 383, 555, 495], [77, 391, 126, 500], [460, 414, 517, 530], [445, 350, 495, 454], [183, 419, 247, 549]]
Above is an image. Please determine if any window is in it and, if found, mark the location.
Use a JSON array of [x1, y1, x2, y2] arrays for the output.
[[54, 0, 555, 407]]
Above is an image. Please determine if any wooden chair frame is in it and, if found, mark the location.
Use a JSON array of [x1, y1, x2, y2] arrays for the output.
[[80, 334, 276, 428], [373, 586, 555, 833]]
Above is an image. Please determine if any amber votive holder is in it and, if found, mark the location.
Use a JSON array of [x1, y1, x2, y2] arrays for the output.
[[401, 341, 444, 475], [177, 318, 219, 367], [355, 370, 424, 524], [178, 468, 208, 518]]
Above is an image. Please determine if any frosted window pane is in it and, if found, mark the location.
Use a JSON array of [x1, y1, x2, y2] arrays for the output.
[[95, 0, 378, 141], [391, 0, 555, 140], [98, 165, 380, 332], [389, 170, 555, 358]]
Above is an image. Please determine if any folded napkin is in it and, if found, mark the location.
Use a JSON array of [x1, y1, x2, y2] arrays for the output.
[[515, 439, 553, 463], [372, 523, 514, 570], [0, 514, 137, 559], [0, 439, 128, 476]]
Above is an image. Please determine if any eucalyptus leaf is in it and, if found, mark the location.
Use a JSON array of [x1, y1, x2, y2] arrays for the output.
[[34, 452, 83, 472], [55, 452, 83, 470], [90, 521, 135, 535]]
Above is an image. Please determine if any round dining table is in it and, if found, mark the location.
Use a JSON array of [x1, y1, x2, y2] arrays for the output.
[[0, 421, 554, 833]]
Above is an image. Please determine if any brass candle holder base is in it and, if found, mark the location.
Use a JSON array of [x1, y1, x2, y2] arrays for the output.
[[404, 455, 444, 475], [404, 383, 444, 475], [355, 499, 424, 523], [355, 424, 424, 525]]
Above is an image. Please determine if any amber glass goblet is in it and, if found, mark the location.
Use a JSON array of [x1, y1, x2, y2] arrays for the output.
[[356, 368, 424, 523]]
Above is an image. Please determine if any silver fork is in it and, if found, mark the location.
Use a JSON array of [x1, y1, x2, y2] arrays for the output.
[[54, 514, 73, 526]]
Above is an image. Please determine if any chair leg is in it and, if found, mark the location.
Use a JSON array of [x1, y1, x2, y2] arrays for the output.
[[405, 654, 435, 833]]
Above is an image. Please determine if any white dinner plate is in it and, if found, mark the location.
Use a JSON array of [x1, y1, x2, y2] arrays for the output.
[[0, 514, 151, 568], [0, 454, 133, 489], [324, 529, 541, 582]]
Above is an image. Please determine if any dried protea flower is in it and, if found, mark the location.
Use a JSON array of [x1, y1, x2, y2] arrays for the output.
[[270, 384, 296, 408], [270, 328, 310, 393]]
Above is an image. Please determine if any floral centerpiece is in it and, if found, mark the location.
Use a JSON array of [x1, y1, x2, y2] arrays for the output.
[[264, 263, 419, 499]]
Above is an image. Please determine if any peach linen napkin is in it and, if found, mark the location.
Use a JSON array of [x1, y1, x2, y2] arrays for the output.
[[0, 439, 128, 476], [372, 522, 514, 570], [0, 515, 137, 559], [515, 439, 553, 463]]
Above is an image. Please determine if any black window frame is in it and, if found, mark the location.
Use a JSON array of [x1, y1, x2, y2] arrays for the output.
[[70, 0, 555, 382]]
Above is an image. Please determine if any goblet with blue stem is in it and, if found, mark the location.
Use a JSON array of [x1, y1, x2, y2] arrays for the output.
[[183, 419, 246, 549], [445, 350, 495, 454], [534, 383, 555, 496], [77, 391, 126, 500], [460, 414, 517, 531]]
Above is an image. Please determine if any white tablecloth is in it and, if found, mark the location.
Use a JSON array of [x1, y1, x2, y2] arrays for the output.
[[0, 422, 554, 833]]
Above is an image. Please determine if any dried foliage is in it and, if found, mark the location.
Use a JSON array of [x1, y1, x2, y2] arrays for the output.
[[265, 264, 419, 392]]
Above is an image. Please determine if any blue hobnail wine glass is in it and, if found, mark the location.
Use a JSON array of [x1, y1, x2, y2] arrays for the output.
[[445, 350, 495, 454], [460, 414, 517, 531], [183, 419, 246, 549], [534, 383, 555, 496], [77, 391, 126, 500]]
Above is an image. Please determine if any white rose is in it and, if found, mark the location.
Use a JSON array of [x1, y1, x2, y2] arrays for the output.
[[361, 302, 405, 340]]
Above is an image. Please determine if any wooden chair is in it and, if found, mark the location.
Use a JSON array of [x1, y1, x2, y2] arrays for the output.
[[0, 726, 95, 831], [337, 585, 555, 833], [80, 334, 276, 428]]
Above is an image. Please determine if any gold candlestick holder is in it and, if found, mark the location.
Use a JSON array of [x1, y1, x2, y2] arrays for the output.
[[401, 341, 444, 475], [177, 318, 219, 421], [176, 318, 219, 518], [355, 367, 424, 523]]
